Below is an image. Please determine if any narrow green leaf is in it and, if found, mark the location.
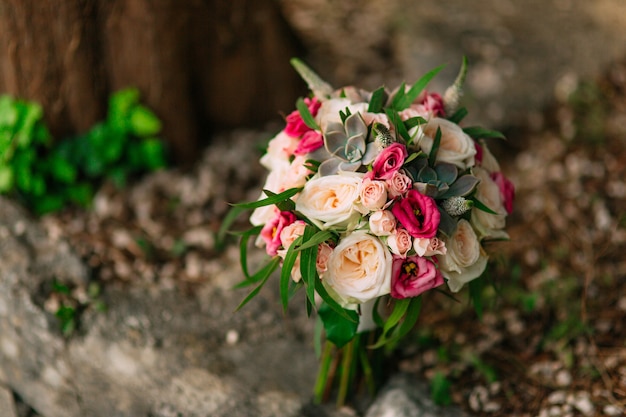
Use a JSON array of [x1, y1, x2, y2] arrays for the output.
[[390, 82, 406, 110], [385, 108, 410, 142], [367, 87, 387, 113], [234, 263, 276, 311], [238, 225, 263, 280], [472, 197, 498, 214], [447, 107, 468, 124], [290, 58, 333, 99], [428, 127, 442, 167], [296, 97, 321, 131], [216, 205, 246, 250], [233, 187, 301, 209], [468, 278, 485, 320], [431, 371, 452, 406], [280, 237, 303, 312], [315, 279, 358, 323], [296, 230, 334, 251], [388, 296, 422, 344], [300, 226, 319, 309], [370, 298, 410, 348], [404, 116, 428, 131], [463, 126, 506, 140], [396, 65, 445, 110]]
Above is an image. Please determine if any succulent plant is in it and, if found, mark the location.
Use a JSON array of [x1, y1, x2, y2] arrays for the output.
[[317, 112, 378, 176]]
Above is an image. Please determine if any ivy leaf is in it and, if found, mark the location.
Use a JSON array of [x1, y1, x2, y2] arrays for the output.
[[318, 302, 359, 348], [129, 106, 162, 137]]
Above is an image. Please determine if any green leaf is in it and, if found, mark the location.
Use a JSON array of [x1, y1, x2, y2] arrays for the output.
[[137, 139, 166, 170], [315, 279, 358, 323], [385, 108, 410, 142], [390, 296, 422, 343], [234, 260, 277, 311], [234, 187, 301, 209], [15, 102, 43, 147], [370, 298, 411, 348], [447, 107, 468, 124], [390, 82, 406, 110], [469, 275, 485, 320], [367, 87, 387, 113], [0, 165, 14, 192], [463, 126, 506, 140], [472, 197, 498, 214], [109, 88, 140, 122], [440, 174, 480, 198], [428, 127, 442, 167], [216, 205, 247, 250], [300, 225, 319, 311], [65, 183, 94, 207], [395, 65, 445, 111], [280, 237, 303, 312], [129, 106, 162, 137], [48, 155, 77, 183], [318, 302, 359, 348], [236, 225, 263, 281], [431, 372, 452, 406], [296, 230, 334, 251], [296, 97, 320, 131], [0, 95, 18, 127], [404, 116, 427, 131]]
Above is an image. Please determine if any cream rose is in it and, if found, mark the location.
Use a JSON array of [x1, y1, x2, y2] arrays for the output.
[[414, 237, 447, 257], [413, 117, 477, 169], [368, 210, 396, 236], [316, 243, 333, 276], [471, 167, 509, 240], [295, 173, 363, 230], [359, 178, 388, 212], [324, 231, 392, 306], [437, 219, 488, 292], [279, 220, 306, 249], [260, 131, 299, 170]]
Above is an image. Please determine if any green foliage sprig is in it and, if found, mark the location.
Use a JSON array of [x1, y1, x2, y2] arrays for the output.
[[0, 89, 168, 215]]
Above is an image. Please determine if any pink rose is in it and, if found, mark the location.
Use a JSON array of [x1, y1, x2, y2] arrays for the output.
[[391, 189, 440, 238], [387, 227, 412, 257], [391, 255, 444, 299], [279, 220, 307, 249], [367, 142, 408, 180], [386, 170, 412, 198], [490, 172, 515, 214], [417, 92, 445, 117], [369, 210, 396, 236], [316, 242, 333, 276], [359, 178, 388, 211], [414, 237, 447, 257], [294, 130, 324, 155], [260, 211, 297, 256], [285, 97, 321, 138]]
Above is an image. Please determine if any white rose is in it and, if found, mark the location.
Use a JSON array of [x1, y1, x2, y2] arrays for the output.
[[437, 219, 488, 292], [324, 231, 392, 306], [260, 131, 299, 169], [413, 117, 477, 169], [471, 167, 509, 240], [295, 173, 363, 230]]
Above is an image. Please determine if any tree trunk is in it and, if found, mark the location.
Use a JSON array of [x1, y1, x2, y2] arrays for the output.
[[0, 0, 304, 164]]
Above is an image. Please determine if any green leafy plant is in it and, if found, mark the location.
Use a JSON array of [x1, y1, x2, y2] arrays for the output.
[[0, 89, 167, 214]]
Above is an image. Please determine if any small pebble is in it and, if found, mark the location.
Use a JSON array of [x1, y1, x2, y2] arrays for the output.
[[225, 330, 239, 345]]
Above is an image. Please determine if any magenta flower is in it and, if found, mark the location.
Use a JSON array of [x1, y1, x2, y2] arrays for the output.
[[367, 142, 408, 180], [391, 189, 440, 238], [285, 97, 321, 138], [294, 130, 324, 155], [391, 255, 443, 299], [490, 171, 515, 214], [260, 210, 297, 256]]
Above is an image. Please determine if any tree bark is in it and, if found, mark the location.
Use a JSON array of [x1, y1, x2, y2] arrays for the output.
[[0, 0, 304, 164]]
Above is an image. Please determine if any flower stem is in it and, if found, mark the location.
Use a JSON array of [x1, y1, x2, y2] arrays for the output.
[[313, 341, 334, 404], [336, 339, 355, 407]]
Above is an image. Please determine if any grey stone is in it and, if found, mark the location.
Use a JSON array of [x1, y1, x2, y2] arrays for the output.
[[0, 197, 319, 417], [365, 374, 469, 417], [0, 385, 17, 417]]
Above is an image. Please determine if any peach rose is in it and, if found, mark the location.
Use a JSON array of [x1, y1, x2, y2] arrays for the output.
[[368, 210, 396, 236], [414, 237, 447, 257], [359, 178, 388, 212], [324, 231, 392, 306], [387, 227, 413, 258]]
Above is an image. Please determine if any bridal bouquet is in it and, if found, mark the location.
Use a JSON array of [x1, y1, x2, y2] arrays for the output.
[[225, 58, 514, 403]]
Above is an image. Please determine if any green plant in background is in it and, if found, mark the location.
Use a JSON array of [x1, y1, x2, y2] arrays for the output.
[[0, 88, 168, 215]]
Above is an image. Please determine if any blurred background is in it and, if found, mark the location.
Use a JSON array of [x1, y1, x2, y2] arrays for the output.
[[1, 0, 625, 164]]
